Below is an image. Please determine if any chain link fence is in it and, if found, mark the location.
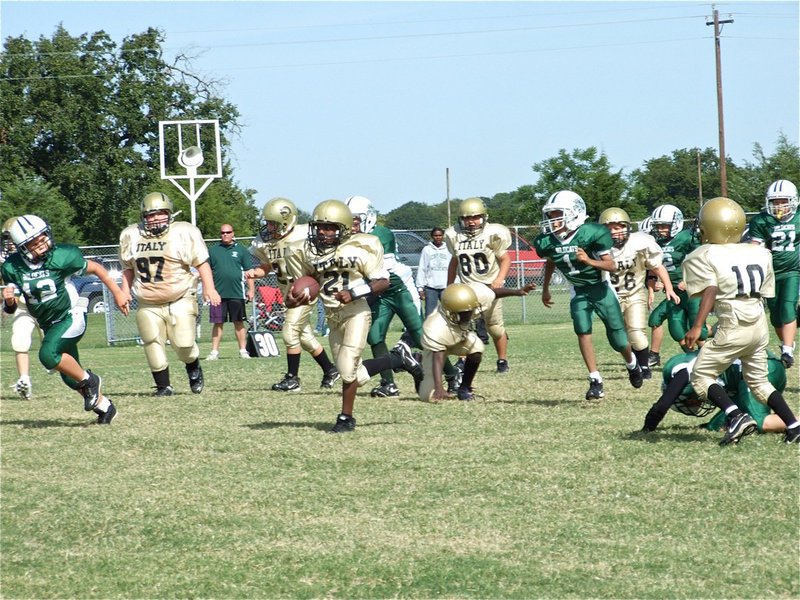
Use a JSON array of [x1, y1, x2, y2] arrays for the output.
[[62, 226, 573, 345]]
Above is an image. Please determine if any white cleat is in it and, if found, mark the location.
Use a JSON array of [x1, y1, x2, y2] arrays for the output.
[[14, 378, 32, 400]]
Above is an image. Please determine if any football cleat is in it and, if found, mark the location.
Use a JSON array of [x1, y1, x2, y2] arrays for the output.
[[496, 359, 509, 373], [186, 364, 204, 394], [239, 349, 251, 359], [95, 401, 117, 425], [781, 352, 794, 369], [719, 412, 757, 446], [329, 413, 356, 433], [272, 373, 301, 392], [784, 426, 800, 444], [390, 340, 424, 381], [647, 351, 661, 367], [446, 372, 462, 395], [627, 364, 644, 389], [641, 366, 652, 380], [456, 386, 475, 401], [14, 377, 32, 400], [205, 350, 219, 361], [370, 380, 400, 397], [79, 370, 102, 411], [320, 368, 340, 389], [454, 357, 465, 373], [153, 385, 174, 397], [585, 378, 604, 400]]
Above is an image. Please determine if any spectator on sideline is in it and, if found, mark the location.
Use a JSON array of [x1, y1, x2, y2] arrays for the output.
[[415, 226, 450, 317], [206, 223, 255, 360]]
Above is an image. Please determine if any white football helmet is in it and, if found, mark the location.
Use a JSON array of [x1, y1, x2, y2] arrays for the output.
[[345, 195, 377, 234], [650, 204, 684, 241], [1, 217, 18, 260], [765, 179, 798, 223], [9, 215, 54, 263], [639, 216, 652, 234], [540, 191, 587, 239]]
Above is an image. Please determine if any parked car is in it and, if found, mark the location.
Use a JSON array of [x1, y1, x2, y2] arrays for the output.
[[394, 230, 429, 268], [71, 257, 123, 313]]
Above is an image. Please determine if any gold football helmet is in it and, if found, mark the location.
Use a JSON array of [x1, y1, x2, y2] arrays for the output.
[[697, 197, 746, 244], [308, 199, 353, 254], [441, 283, 480, 324], [1, 217, 17, 260], [599, 207, 631, 249], [260, 197, 298, 242], [140, 192, 174, 237], [458, 197, 488, 237]]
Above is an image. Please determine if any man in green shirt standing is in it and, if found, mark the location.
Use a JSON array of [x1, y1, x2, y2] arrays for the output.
[[207, 224, 255, 360]]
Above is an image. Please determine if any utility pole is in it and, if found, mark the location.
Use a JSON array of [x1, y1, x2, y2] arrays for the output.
[[446, 168, 451, 226], [706, 6, 734, 197], [697, 149, 704, 208]]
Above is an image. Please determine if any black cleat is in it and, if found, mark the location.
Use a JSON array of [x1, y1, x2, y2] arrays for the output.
[[370, 380, 400, 397], [320, 368, 340, 389], [154, 385, 174, 397], [456, 386, 475, 401], [96, 401, 117, 425], [272, 373, 301, 392], [186, 364, 204, 394], [641, 366, 652, 380], [585, 378, 605, 400], [781, 352, 794, 369], [329, 413, 356, 433], [783, 426, 800, 444], [390, 340, 424, 381], [628, 364, 644, 389], [648, 351, 661, 367], [455, 358, 465, 373], [446, 372, 462, 395], [720, 413, 757, 446], [80, 370, 102, 411], [496, 359, 509, 373]]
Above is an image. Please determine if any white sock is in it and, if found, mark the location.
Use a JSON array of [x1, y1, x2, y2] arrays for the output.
[[589, 371, 602, 382], [96, 396, 111, 412], [626, 358, 637, 370], [782, 345, 794, 356]]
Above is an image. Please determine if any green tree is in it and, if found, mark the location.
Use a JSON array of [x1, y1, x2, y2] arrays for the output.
[[518, 147, 626, 223], [0, 25, 246, 244], [730, 133, 800, 212], [0, 177, 83, 243]]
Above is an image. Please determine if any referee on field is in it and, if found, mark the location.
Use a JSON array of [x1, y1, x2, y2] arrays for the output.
[[206, 224, 255, 360]]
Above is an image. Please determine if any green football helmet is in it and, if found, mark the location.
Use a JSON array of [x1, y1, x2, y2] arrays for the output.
[[260, 197, 298, 242], [140, 192, 174, 237], [599, 207, 631, 249], [697, 197, 746, 244], [308, 200, 353, 254]]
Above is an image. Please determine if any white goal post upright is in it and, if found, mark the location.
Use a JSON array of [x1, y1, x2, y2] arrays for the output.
[[158, 119, 223, 226]]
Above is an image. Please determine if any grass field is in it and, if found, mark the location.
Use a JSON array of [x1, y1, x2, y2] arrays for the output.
[[1, 313, 798, 598]]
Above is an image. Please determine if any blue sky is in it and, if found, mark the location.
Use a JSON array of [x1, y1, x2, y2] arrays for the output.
[[2, 1, 798, 216]]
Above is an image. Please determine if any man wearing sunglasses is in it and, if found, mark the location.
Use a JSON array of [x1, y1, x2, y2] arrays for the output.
[[207, 224, 255, 360]]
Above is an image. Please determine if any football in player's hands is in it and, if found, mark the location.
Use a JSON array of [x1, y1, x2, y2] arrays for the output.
[[288, 275, 320, 306]]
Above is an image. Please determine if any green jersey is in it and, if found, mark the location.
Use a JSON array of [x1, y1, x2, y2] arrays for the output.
[[658, 229, 699, 286], [371, 225, 404, 292], [747, 211, 800, 277], [0, 244, 87, 329], [533, 222, 612, 287]]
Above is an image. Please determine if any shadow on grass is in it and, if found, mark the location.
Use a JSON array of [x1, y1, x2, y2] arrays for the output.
[[622, 426, 710, 443], [2, 418, 90, 429], [244, 420, 397, 432]]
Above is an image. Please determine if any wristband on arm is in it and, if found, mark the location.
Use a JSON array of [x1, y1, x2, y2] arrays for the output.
[[349, 283, 372, 300]]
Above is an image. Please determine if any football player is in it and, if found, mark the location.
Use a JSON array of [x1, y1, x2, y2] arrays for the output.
[[0, 217, 42, 399], [288, 200, 422, 433], [681, 197, 800, 445], [647, 204, 706, 355], [444, 197, 513, 373], [246, 197, 339, 392], [417, 281, 535, 402], [1, 215, 129, 423], [599, 207, 680, 379], [534, 190, 643, 400], [119, 192, 221, 396], [344, 195, 433, 398], [642, 350, 789, 436], [747, 180, 799, 368]]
